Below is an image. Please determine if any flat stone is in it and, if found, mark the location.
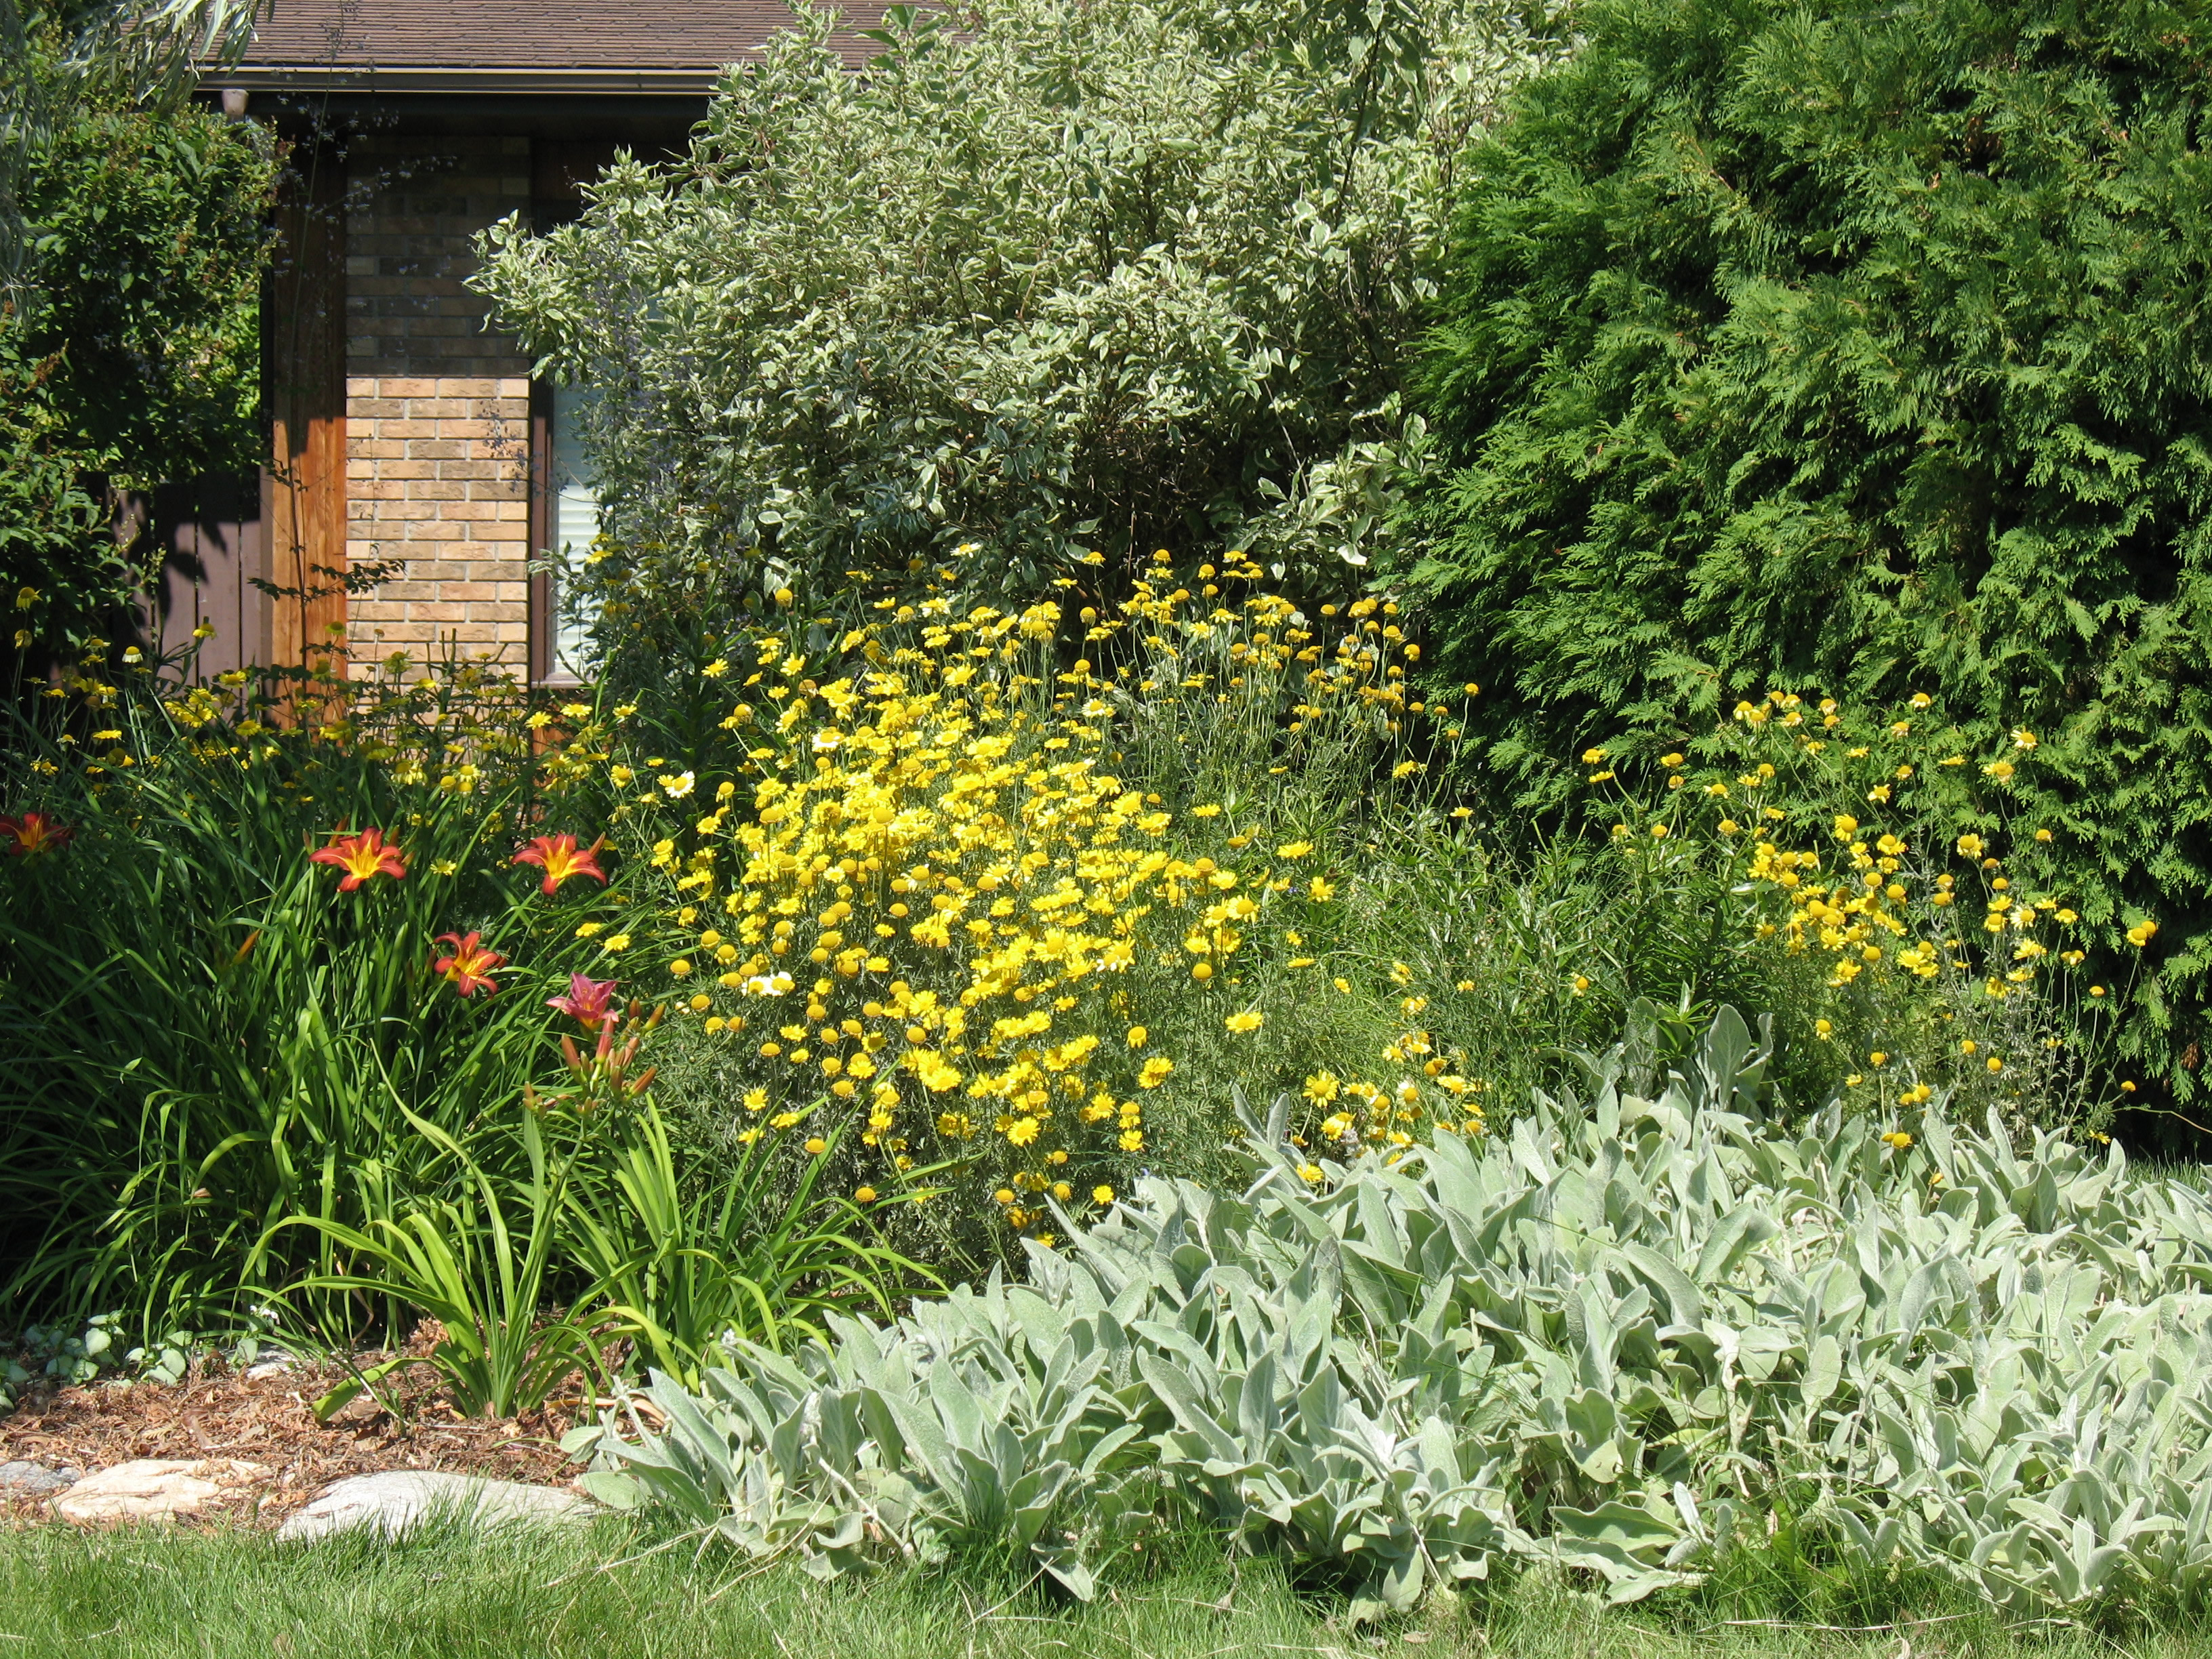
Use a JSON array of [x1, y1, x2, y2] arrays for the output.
[[275, 1471, 596, 1542], [0, 1460, 79, 1498], [52, 1458, 268, 1524]]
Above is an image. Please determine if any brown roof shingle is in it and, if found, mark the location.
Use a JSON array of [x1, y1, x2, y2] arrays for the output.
[[224, 0, 887, 90]]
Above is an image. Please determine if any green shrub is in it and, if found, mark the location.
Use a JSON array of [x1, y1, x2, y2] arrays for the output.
[[471, 0, 1563, 680], [3, 5, 274, 649], [1408, 0, 2212, 1103]]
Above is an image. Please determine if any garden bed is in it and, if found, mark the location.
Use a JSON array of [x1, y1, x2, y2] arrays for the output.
[[1, 1335, 580, 1529]]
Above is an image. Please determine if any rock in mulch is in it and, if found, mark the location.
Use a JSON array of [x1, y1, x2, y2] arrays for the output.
[[275, 1470, 597, 1542], [0, 1460, 80, 1498], [50, 1458, 268, 1525], [2, 1350, 581, 1530]]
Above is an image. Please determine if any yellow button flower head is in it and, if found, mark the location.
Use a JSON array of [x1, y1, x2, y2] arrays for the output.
[[2127, 919, 2158, 947], [1092, 1185, 1114, 1206], [855, 1185, 876, 1202], [1224, 1010, 1263, 1033], [1126, 1025, 1148, 1048], [1881, 1130, 1913, 1149]]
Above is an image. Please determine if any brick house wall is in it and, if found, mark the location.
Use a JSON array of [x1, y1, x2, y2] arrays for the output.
[[343, 134, 534, 672], [216, 0, 889, 685]]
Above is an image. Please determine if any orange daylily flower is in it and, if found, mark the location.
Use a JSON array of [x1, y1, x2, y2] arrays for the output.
[[514, 832, 609, 896], [432, 930, 507, 997], [0, 811, 75, 857], [309, 825, 407, 890]]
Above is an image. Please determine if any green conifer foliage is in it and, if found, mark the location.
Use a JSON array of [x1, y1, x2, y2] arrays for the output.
[[1411, 0, 2212, 1101]]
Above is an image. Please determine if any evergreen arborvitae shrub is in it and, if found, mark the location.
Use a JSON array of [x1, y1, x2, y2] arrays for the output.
[[1410, 0, 2212, 1106]]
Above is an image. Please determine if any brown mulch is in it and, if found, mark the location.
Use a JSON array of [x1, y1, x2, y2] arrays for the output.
[[1, 1336, 587, 1530]]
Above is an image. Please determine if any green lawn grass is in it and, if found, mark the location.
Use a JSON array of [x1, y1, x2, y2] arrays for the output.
[[5, 1519, 2209, 1659]]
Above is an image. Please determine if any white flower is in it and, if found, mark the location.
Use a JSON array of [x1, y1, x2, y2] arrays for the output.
[[660, 769, 697, 799]]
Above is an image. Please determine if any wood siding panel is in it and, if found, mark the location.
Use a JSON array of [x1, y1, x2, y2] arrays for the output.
[[266, 147, 349, 674], [138, 474, 269, 679]]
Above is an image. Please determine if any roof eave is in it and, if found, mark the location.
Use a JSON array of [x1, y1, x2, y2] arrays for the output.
[[216, 63, 738, 94]]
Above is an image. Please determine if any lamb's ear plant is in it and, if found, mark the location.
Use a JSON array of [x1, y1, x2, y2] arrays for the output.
[[571, 1004, 2212, 1621]]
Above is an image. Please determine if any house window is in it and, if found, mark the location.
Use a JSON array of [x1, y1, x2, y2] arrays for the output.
[[530, 380, 601, 685]]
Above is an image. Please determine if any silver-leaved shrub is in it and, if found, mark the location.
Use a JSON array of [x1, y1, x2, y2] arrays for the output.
[[570, 1008, 2212, 1620], [471, 0, 1562, 676]]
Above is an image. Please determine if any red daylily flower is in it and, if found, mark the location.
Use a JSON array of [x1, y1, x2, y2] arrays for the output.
[[0, 812, 75, 857], [309, 825, 408, 890], [548, 972, 619, 1031], [514, 832, 609, 896], [432, 930, 508, 997]]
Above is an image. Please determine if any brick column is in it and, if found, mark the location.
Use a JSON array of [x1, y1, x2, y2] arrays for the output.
[[344, 136, 533, 672]]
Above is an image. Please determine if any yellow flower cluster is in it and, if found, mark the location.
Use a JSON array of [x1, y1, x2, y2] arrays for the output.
[[1721, 691, 2087, 1006], [1301, 1017, 1487, 1158], [581, 556, 1470, 1231], [1576, 684, 2139, 1123]]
